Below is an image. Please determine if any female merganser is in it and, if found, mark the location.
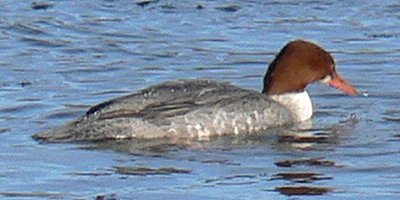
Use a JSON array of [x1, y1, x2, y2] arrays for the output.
[[33, 40, 357, 142]]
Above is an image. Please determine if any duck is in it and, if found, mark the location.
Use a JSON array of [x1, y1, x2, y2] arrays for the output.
[[33, 40, 358, 142]]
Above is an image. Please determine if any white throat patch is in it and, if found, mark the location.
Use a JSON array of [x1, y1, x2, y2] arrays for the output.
[[268, 91, 313, 122], [320, 75, 332, 85]]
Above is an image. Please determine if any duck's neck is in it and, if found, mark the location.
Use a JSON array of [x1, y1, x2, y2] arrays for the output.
[[268, 91, 313, 122]]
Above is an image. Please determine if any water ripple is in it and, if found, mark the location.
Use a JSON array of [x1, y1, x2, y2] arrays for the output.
[[0, 0, 399, 199]]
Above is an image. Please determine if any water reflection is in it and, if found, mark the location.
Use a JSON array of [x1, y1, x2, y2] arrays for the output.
[[270, 172, 332, 183], [274, 186, 332, 196], [81, 125, 349, 157], [71, 117, 358, 197]]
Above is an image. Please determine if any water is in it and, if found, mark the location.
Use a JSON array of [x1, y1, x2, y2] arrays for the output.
[[1, 0, 400, 199]]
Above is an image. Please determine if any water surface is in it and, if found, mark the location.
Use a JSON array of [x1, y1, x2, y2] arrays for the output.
[[1, 0, 400, 199]]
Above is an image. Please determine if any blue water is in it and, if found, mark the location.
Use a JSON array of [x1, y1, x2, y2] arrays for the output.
[[1, 0, 400, 199]]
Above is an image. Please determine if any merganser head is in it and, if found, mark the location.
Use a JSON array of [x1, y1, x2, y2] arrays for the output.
[[262, 40, 358, 95]]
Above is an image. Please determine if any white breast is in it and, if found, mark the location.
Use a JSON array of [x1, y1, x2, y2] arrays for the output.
[[268, 91, 313, 122]]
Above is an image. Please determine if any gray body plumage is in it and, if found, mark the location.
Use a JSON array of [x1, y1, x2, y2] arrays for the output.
[[33, 79, 294, 142]]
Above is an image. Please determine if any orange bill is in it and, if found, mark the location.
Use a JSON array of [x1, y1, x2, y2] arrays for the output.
[[329, 73, 358, 95]]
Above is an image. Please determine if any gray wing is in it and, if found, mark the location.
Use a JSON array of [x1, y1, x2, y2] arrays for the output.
[[85, 79, 251, 121]]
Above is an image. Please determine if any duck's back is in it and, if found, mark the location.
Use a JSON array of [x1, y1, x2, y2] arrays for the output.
[[33, 79, 294, 142]]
